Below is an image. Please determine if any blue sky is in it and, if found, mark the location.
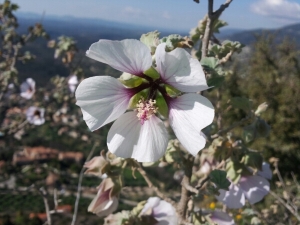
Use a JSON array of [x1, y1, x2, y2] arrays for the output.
[[12, 0, 300, 32]]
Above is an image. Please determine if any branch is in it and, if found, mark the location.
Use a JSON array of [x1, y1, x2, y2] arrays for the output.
[[201, 0, 214, 59], [218, 50, 234, 64], [37, 187, 52, 225], [71, 142, 99, 225], [269, 190, 300, 222], [214, 0, 233, 19], [201, 0, 233, 59], [136, 163, 176, 207], [177, 155, 195, 221]]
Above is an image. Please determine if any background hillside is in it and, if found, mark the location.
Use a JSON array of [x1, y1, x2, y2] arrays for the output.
[[15, 12, 300, 86]]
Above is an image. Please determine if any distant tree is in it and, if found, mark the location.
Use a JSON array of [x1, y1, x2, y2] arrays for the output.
[[233, 34, 300, 173]]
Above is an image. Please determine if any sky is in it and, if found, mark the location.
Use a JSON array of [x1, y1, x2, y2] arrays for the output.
[[12, 0, 300, 32]]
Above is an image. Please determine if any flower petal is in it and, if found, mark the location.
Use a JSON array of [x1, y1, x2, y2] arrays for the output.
[[169, 93, 214, 155], [96, 197, 119, 217], [239, 175, 270, 204], [155, 43, 208, 92], [215, 183, 245, 209], [75, 76, 131, 131], [20, 78, 35, 99], [141, 197, 178, 225], [257, 162, 272, 180], [86, 39, 152, 75], [107, 112, 168, 162], [210, 210, 235, 225]]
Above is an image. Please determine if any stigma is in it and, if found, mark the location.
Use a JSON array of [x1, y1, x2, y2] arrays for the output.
[[136, 98, 158, 125]]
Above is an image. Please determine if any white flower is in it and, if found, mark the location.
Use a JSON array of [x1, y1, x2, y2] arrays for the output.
[[88, 178, 119, 217], [140, 197, 178, 225], [76, 39, 214, 162], [20, 78, 35, 99], [68, 75, 78, 93], [216, 163, 272, 209], [209, 210, 235, 225], [26, 106, 45, 125]]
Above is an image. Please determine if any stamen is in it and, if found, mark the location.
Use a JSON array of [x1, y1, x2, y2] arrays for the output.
[[136, 98, 158, 125]]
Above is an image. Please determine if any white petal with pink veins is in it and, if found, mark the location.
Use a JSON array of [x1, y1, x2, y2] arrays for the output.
[[107, 112, 141, 159], [239, 175, 270, 204], [210, 210, 235, 225], [216, 183, 245, 209], [155, 43, 208, 92], [107, 112, 168, 162], [76, 76, 131, 131], [133, 115, 168, 162], [169, 93, 214, 155], [141, 197, 178, 225], [86, 39, 152, 75]]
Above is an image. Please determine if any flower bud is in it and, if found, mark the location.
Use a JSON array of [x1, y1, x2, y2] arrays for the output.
[[255, 102, 268, 116], [84, 156, 109, 177], [88, 178, 120, 217]]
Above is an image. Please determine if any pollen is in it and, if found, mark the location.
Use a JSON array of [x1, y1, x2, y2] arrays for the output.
[[136, 98, 158, 125]]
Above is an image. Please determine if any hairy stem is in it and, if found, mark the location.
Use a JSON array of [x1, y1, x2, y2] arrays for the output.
[[71, 142, 99, 225], [177, 155, 195, 221], [201, 0, 233, 59]]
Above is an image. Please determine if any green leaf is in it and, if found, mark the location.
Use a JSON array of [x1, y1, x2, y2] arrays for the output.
[[242, 151, 263, 171], [209, 170, 231, 190], [212, 19, 228, 33], [201, 57, 218, 69], [140, 31, 160, 54], [207, 75, 224, 88], [243, 123, 256, 143], [160, 34, 185, 51], [226, 161, 243, 184]]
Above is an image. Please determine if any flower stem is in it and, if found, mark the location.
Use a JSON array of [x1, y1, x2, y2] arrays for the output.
[[136, 163, 176, 207]]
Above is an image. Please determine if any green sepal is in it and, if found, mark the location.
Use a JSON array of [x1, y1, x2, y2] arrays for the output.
[[164, 84, 181, 97], [144, 67, 160, 80], [118, 72, 144, 88], [155, 91, 169, 118], [128, 88, 149, 109]]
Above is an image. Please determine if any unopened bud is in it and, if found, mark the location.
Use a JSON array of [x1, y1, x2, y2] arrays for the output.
[[255, 102, 268, 116]]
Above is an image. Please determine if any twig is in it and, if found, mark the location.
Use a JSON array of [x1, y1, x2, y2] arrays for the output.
[[182, 182, 199, 195], [37, 187, 52, 225], [177, 155, 195, 220], [136, 163, 176, 207], [218, 50, 234, 64], [201, 0, 214, 59], [216, 89, 222, 129], [201, 0, 233, 59], [70, 142, 99, 225], [269, 190, 300, 222], [195, 176, 210, 190]]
